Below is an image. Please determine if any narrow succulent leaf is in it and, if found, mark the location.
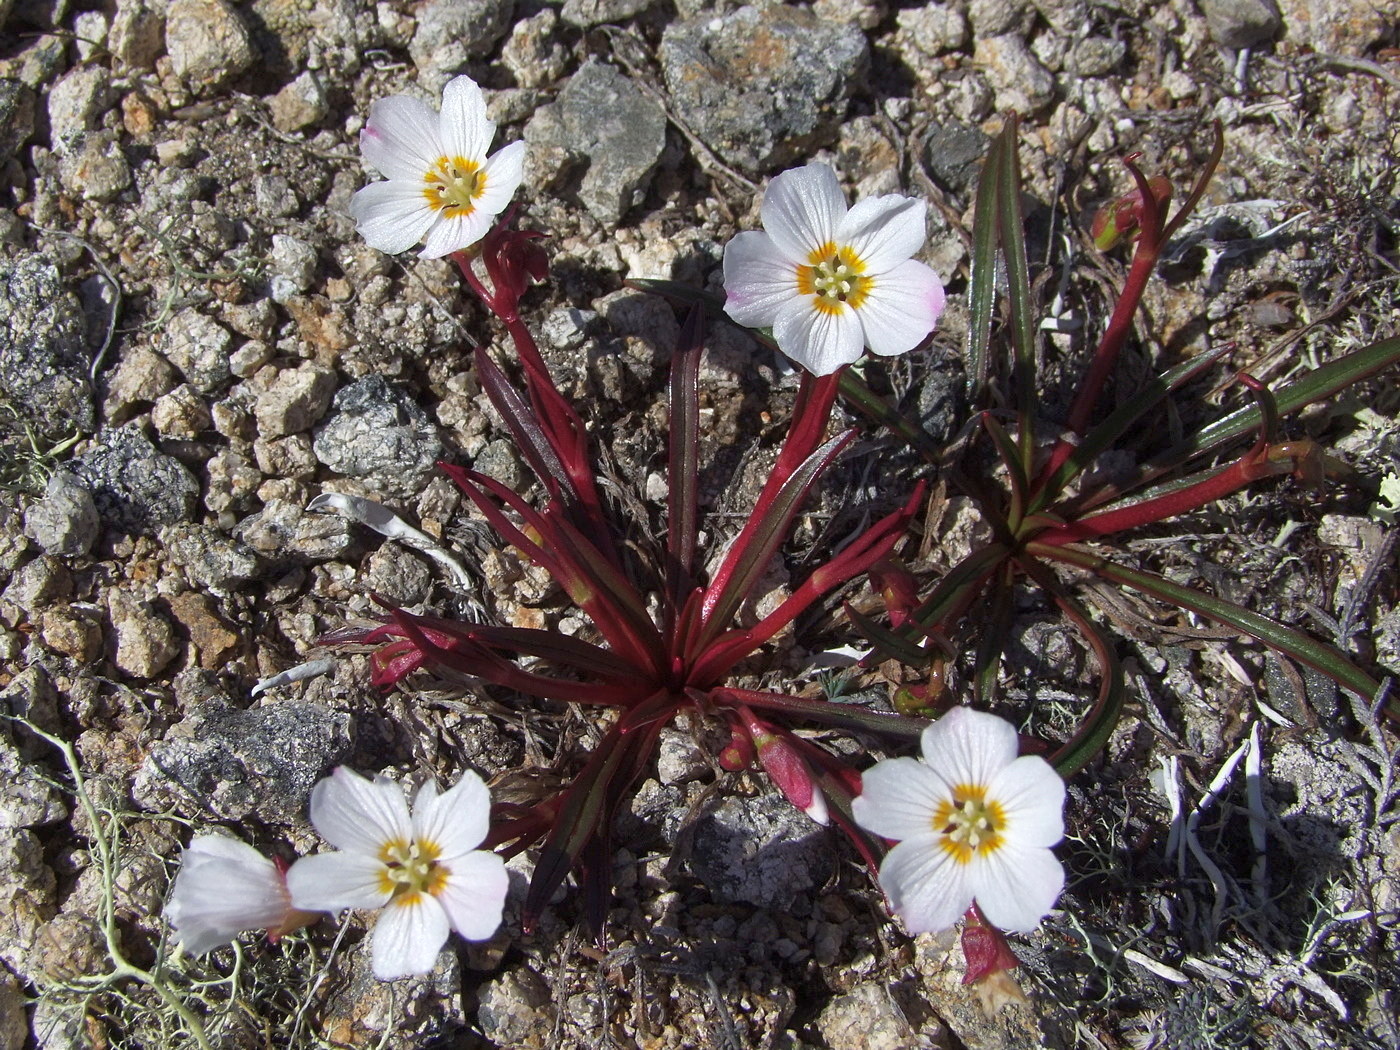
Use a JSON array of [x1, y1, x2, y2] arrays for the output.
[[1166, 334, 1400, 463], [421, 620, 642, 680], [1030, 542, 1382, 703], [837, 371, 948, 468], [474, 347, 573, 499], [846, 603, 934, 667], [697, 430, 855, 651], [911, 542, 1012, 630], [1018, 557, 1126, 775], [668, 305, 705, 611], [981, 413, 1028, 525], [1030, 342, 1234, 513], [993, 117, 1038, 471], [966, 129, 1004, 401], [712, 687, 928, 739], [971, 567, 1013, 703]]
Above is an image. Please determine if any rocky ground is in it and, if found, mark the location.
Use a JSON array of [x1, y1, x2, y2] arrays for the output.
[[2, 0, 1399, 1046]]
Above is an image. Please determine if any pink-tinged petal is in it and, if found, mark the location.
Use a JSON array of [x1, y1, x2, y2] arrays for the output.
[[371, 893, 451, 980], [771, 294, 864, 376], [919, 708, 1020, 790], [308, 768, 412, 856], [420, 211, 491, 258], [857, 259, 946, 358], [438, 75, 494, 163], [761, 163, 846, 263], [167, 835, 293, 954], [349, 181, 439, 256], [838, 194, 928, 273], [878, 835, 974, 935], [412, 771, 492, 860], [971, 843, 1065, 933], [435, 851, 509, 940], [361, 95, 443, 181], [988, 755, 1065, 849], [285, 852, 391, 913], [722, 230, 799, 329], [852, 756, 952, 842], [475, 140, 525, 218]]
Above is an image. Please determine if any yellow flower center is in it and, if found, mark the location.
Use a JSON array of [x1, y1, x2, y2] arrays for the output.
[[934, 785, 1005, 865], [378, 838, 449, 901], [423, 156, 485, 217], [795, 242, 871, 315]]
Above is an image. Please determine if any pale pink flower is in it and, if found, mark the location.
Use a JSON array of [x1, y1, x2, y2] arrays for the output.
[[852, 707, 1066, 934], [722, 163, 946, 375], [349, 75, 525, 259], [286, 767, 508, 981], [166, 834, 316, 954]]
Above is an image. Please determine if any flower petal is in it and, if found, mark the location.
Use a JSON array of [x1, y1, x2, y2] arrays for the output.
[[166, 835, 292, 954], [852, 757, 952, 842], [438, 75, 494, 163], [919, 708, 1020, 790], [349, 181, 439, 256], [308, 768, 412, 856], [435, 851, 509, 940], [838, 194, 928, 274], [475, 140, 525, 219], [371, 893, 451, 980], [771, 293, 864, 376], [878, 835, 974, 935], [971, 843, 1065, 933], [988, 755, 1065, 849], [419, 211, 491, 259], [285, 852, 392, 913], [412, 771, 492, 861], [722, 230, 799, 330], [857, 259, 946, 358], [361, 95, 443, 181], [761, 163, 846, 263]]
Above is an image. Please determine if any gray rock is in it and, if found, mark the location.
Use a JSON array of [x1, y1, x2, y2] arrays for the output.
[[560, 0, 653, 28], [897, 4, 969, 55], [0, 969, 26, 1050], [0, 80, 36, 159], [237, 497, 357, 562], [525, 61, 666, 226], [105, 587, 179, 677], [1, 554, 71, 608], [472, 437, 523, 490], [0, 734, 67, 829], [23, 471, 99, 557], [655, 726, 708, 785], [56, 131, 133, 201], [165, 0, 255, 93], [501, 9, 568, 89], [46, 65, 113, 145], [312, 376, 442, 496], [150, 383, 211, 439], [161, 522, 265, 592], [109, 0, 166, 70], [0, 665, 59, 741], [922, 122, 991, 193], [816, 984, 918, 1050], [1070, 36, 1127, 77], [269, 234, 320, 302], [133, 696, 353, 823], [967, 0, 1032, 36], [690, 790, 835, 908], [254, 174, 300, 218], [0, 826, 56, 972], [973, 33, 1056, 114], [1200, 0, 1281, 48], [477, 969, 556, 1047], [162, 307, 233, 394], [103, 344, 178, 420], [409, 0, 515, 81], [71, 425, 200, 534], [252, 362, 336, 438], [269, 70, 328, 133], [660, 6, 868, 174], [0, 256, 96, 433]]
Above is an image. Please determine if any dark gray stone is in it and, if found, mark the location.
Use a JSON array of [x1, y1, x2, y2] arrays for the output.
[[22, 471, 99, 557], [689, 791, 835, 908], [132, 688, 353, 823], [409, 0, 516, 79], [312, 376, 442, 497], [0, 256, 96, 434], [1200, 0, 1281, 49], [161, 522, 265, 592], [0, 79, 36, 159], [525, 60, 667, 226], [71, 425, 199, 534], [560, 0, 653, 28], [660, 6, 868, 175], [922, 122, 991, 193]]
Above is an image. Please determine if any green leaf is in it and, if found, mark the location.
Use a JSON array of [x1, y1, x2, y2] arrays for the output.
[[993, 117, 1038, 471], [966, 131, 1005, 401]]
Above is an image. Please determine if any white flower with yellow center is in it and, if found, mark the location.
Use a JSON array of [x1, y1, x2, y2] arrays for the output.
[[349, 75, 525, 259], [852, 707, 1066, 935], [286, 767, 508, 980], [722, 163, 946, 376]]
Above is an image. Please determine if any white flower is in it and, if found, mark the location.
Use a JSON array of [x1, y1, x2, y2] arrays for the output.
[[286, 767, 508, 981], [166, 834, 313, 954], [722, 163, 946, 376], [852, 707, 1066, 935], [349, 75, 525, 259]]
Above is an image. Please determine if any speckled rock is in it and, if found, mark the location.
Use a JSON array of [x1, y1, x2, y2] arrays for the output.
[[477, 967, 556, 1047], [1200, 0, 1281, 48], [0, 256, 95, 433], [0, 969, 25, 1050], [161, 522, 265, 592], [71, 426, 199, 534], [1275, 0, 1395, 53], [269, 70, 328, 133], [23, 471, 99, 557], [922, 122, 991, 193], [312, 376, 443, 497], [0, 827, 56, 971], [0, 734, 67, 829], [162, 307, 233, 394], [973, 34, 1056, 114], [106, 587, 180, 678], [109, 0, 165, 70], [236, 497, 358, 563], [165, 0, 255, 93], [408, 0, 515, 83], [560, 0, 654, 28], [132, 695, 353, 823], [252, 362, 337, 438], [56, 130, 133, 201], [46, 65, 113, 144], [817, 983, 920, 1050], [0, 80, 35, 159], [660, 5, 868, 174], [524, 60, 666, 226], [689, 790, 835, 908]]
